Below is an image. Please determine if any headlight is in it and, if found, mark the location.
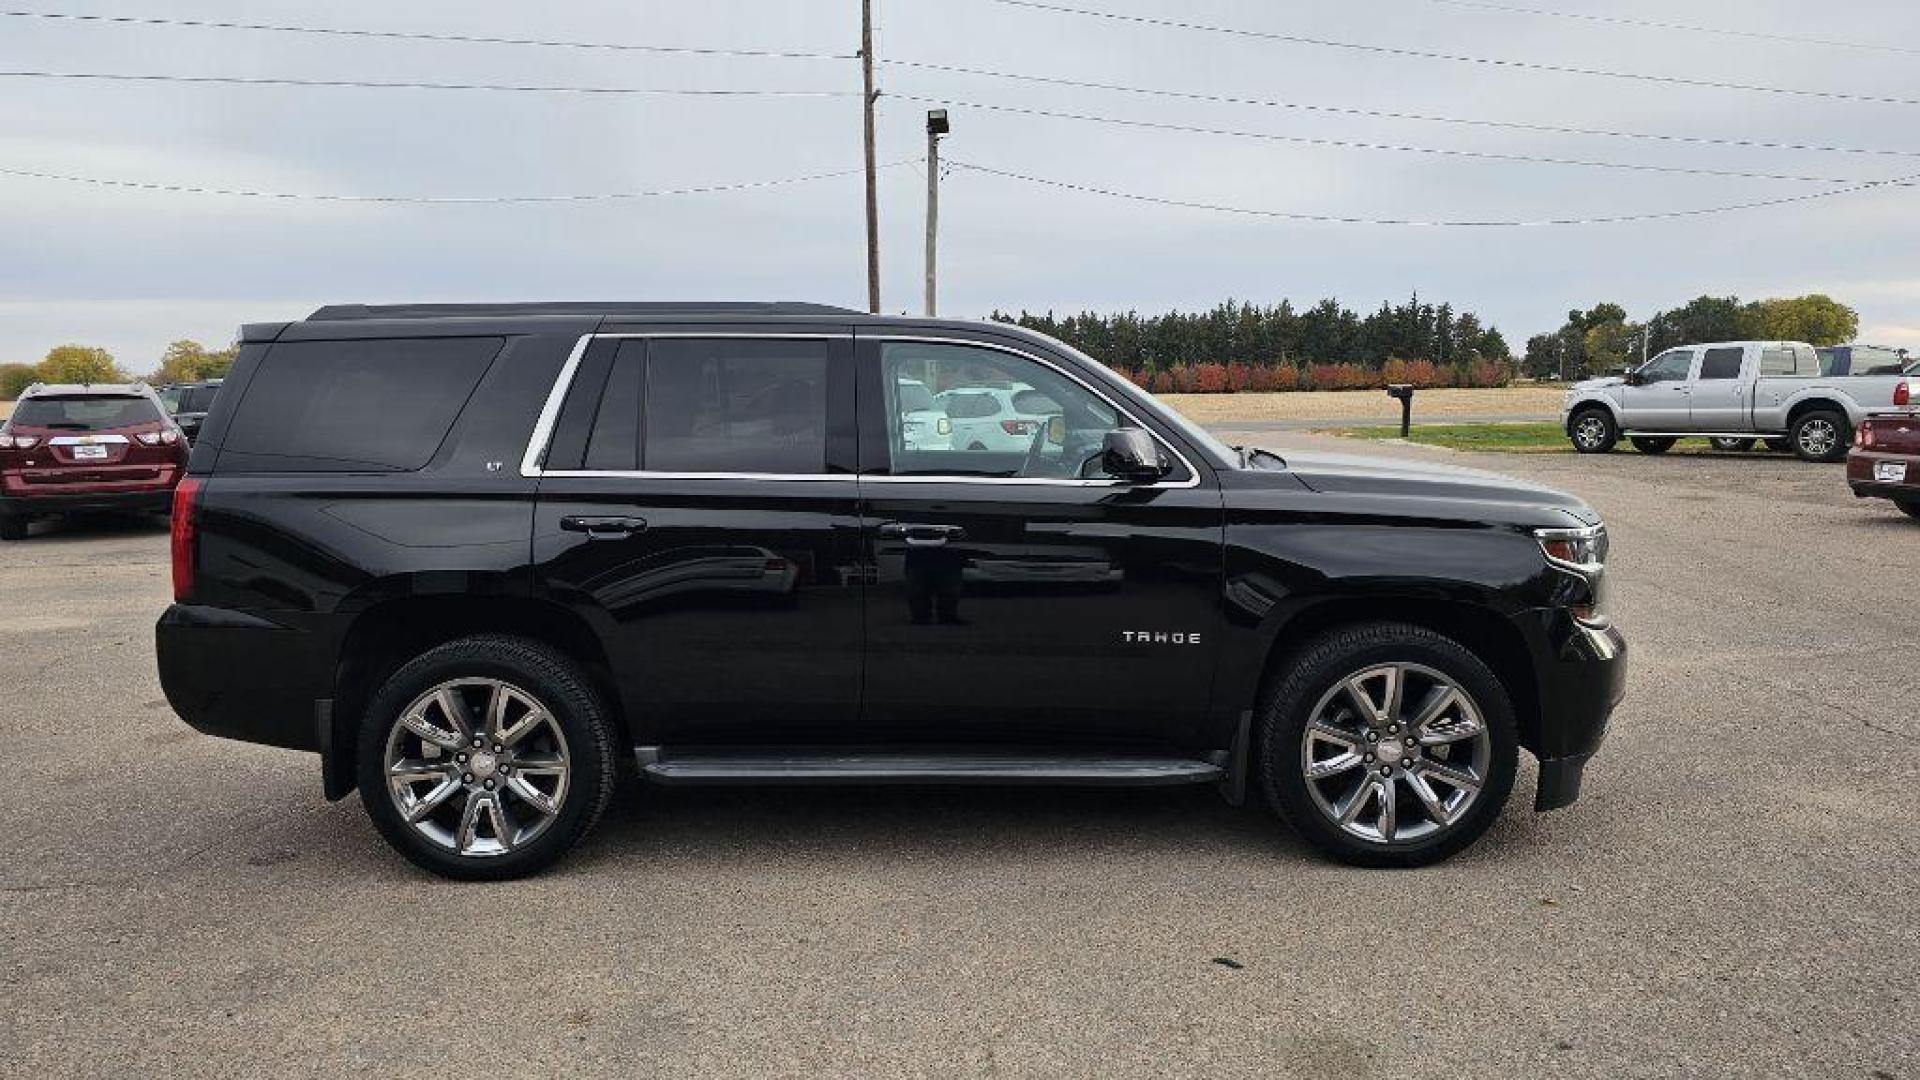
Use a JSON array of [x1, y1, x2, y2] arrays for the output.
[[1534, 523, 1606, 576]]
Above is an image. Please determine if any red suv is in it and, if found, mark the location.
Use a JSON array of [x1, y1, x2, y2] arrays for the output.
[[0, 382, 189, 540]]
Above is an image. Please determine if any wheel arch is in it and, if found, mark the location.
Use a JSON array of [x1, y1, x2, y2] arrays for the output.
[[1248, 596, 1543, 759], [324, 595, 625, 800], [1563, 396, 1620, 435], [1784, 394, 1854, 428]]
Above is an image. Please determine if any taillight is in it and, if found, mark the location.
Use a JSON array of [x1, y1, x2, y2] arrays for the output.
[[1857, 422, 1875, 448], [136, 430, 180, 447], [0, 434, 37, 449], [1896, 380, 1910, 408], [1001, 420, 1037, 436], [170, 476, 202, 602]]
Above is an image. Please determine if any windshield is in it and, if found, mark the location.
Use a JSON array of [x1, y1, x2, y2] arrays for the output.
[[896, 382, 935, 412], [9, 395, 161, 431]]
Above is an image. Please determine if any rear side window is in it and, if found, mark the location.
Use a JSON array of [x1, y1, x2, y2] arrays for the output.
[[222, 337, 503, 472], [645, 339, 829, 474], [180, 386, 221, 412], [10, 395, 160, 430], [1698, 347, 1743, 380], [1759, 347, 1797, 377]]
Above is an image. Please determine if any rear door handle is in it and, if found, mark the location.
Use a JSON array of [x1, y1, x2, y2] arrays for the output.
[[877, 522, 966, 546], [560, 515, 648, 537]]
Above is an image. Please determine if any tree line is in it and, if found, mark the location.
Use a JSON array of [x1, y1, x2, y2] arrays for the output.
[[0, 339, 235, 400], [1522, 293, 1863, 380]]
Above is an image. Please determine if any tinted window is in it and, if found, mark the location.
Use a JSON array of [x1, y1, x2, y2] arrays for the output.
[[1640, 350, 1693, 383], [10, 395, 160, 430], [1698, 347, 1743, 380], [1759, 347, 1796, 377], [897, 381, 935, 412], [583, 343, 643, 471], [223, 337, 503, 472], [644, 338, 828, 474], [1817, 347, 1842, 376], [180, 386, 221, 412]]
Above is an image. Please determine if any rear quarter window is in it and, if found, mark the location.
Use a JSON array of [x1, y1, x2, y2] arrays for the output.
[[219, 337, 504, 472]]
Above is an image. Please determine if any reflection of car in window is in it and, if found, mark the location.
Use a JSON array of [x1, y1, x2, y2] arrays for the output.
[[894, 378, 950, 451], [936, 384, 1056, 452]]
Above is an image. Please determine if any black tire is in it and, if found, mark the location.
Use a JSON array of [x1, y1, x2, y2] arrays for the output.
[[356, 635, 617, 880], [1764, 438, 1793, 454], [1709, 437, 1754, 453], [1567, 408, 1617, 454], [0, 515, 25, 541], [1630, 437, 1676, 454], [1789, 408, 1850, 463], [1897, 500, 1920, 521], [1256, 622, 1518, 868]]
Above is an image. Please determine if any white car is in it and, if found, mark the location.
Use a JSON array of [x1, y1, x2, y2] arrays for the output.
[[935, 384, 1059, 453], [895, 378, 951, 451]]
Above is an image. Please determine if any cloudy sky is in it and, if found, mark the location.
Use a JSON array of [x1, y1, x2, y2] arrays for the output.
[[2, 0, 1917, 371]]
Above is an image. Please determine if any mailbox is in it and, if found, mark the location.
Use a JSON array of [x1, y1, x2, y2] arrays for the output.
[[1385, 383, 1415, 436]]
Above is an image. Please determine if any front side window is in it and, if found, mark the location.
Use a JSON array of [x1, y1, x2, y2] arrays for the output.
[[1640, 350, 1694, 383], [1698, 347, 1743, 380], [644, 338, 829, 474], [880, 341, 1152, 480]]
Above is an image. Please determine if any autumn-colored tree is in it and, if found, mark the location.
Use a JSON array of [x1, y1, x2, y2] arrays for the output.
[[151, 339, 238, 384], [1735, 294, 1858, 346]]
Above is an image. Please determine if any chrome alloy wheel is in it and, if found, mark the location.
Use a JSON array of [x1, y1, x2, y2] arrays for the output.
[[1300, 663, 1492, 844], [383, 678, 571, 858], [1572, 415, 1609, 450], [1797, 418, 1838, 458]]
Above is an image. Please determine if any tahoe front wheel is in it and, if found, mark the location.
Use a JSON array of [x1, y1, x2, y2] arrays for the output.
[[357, 635, 616, 880], [1258, 623, 1517, 868]]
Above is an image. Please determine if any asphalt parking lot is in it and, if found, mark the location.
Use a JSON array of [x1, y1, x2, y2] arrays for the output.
[[4, 433, 1915, 1079]]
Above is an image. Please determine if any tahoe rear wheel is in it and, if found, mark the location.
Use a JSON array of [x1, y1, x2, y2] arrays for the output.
[[1568, 409, 1616, 454], [1629, 436, 1676, 454], [356, 635, 615, 880], [1258, 623, 1516, 867], [1790, 409, 1849, 463]]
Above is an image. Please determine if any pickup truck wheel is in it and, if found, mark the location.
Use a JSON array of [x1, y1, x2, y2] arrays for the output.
[[1256, 623, 1517, 868], [0, 515, 25, 541], [1568, 409, 1617, 453], [357, 635, 616, 881], [1709, 437, 1754, 453], [1629, 437, 1676, 454], [1790, 409, 1849, 462]]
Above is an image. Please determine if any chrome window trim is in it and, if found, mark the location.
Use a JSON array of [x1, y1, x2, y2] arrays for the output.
[[519, 331, 1203, 489]]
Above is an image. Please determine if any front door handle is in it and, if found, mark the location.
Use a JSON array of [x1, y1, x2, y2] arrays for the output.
[[560, 515, 648, 538], [877, 522, 966, 546]]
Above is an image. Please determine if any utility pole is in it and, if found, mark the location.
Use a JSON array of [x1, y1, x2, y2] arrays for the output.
[[860, 0, 880, 313], [924, 109, 949, 317]]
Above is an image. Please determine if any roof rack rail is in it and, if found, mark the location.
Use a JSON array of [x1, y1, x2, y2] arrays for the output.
[[307, 301, 860, 321]]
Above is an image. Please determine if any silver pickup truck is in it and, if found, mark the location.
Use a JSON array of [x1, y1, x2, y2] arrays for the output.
[[1561, 340, 1914, 461]]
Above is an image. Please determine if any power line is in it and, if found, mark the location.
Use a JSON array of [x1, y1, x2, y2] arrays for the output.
[[887, 60, 1920, 162], [0, 70, 857, 97], [0, 159, 918, 203], [1420, 0, 1920, 57], [946, 159, 1920, 227], [0, 9, 850, 60], [981, 0, 1920, 107], [890, 94, 1896, 185]]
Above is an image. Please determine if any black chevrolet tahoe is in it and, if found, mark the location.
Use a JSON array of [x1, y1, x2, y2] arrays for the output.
[[155, 302, 1626, 879]]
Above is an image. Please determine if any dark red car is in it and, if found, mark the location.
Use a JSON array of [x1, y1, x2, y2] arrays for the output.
[[1848, 384, 1920, 521], [0, 383, 189, 540]]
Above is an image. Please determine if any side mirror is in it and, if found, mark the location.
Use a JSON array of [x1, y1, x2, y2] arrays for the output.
[[1102, 428, 1170, 483], [1622, 370, 1644, 386]]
